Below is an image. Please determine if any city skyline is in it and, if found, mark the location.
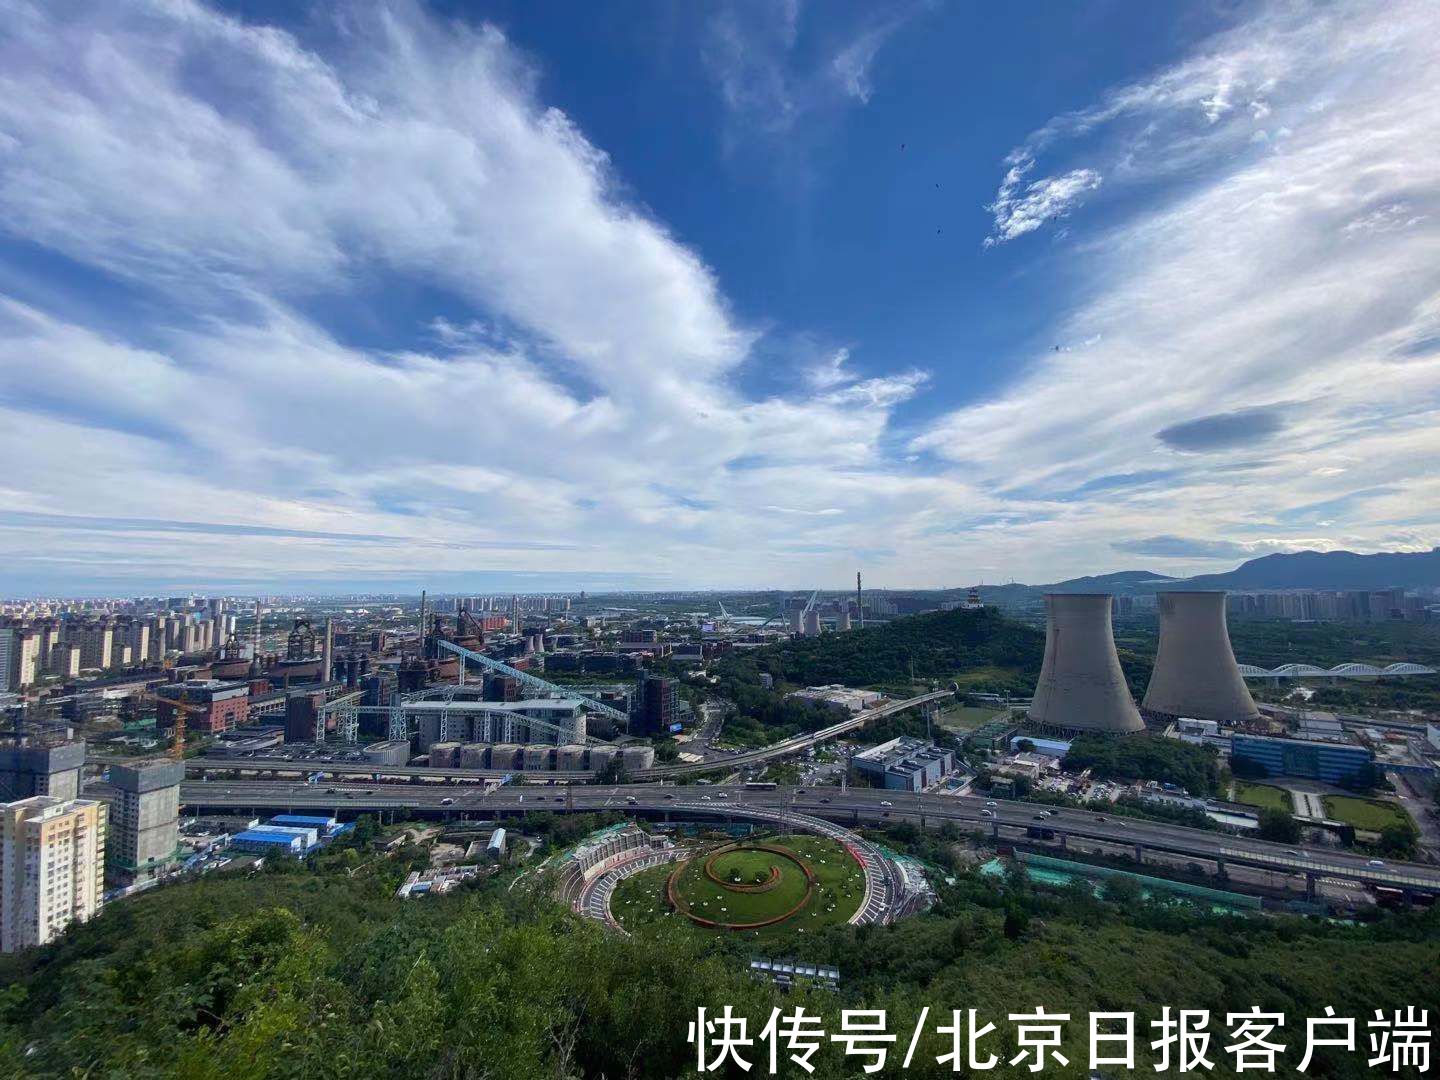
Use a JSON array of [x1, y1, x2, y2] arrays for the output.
[[2, 1, 1439, 595]]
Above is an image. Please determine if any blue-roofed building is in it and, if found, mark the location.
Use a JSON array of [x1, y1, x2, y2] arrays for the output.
[[1230, 734, 1374, 784], [1009, 735, 1071, 757], [270, 813, 335, 830], [230, 827, 314, 856]]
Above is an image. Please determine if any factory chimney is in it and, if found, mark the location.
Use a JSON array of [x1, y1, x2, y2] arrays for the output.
[[250, 598, 262, 675], [856, 571, 863, 629], [418, 590, 427, 657], [322, 617, 334, 684], [1028, 594, 1145, 734], [1142, 592, 1258, 725]]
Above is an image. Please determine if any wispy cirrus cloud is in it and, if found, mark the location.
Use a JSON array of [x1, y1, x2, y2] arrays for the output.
[[984, 155, 1103, 246], [702, 1, 932, 155], [916, 0, 1440, 572]]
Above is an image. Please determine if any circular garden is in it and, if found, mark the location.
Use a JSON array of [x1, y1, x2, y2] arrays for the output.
[[612, 833, 866, 940]]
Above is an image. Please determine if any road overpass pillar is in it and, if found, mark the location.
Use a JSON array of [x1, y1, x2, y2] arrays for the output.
[[1058, 831, 1068, 851], [1215, 857, 1226, 878], [1133, 843, 1144, 864], [1306, 872, 1317, 902], [990, 820, 999, 842]]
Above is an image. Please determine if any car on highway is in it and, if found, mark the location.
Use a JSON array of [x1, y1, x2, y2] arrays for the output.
[[626, 796, 637, 804], [819, 798, 830, 804], [981, 809, 994, 818], [664, 793, 674, 799], [1368, 859, 1386, 867], [879, 800, 893, 807], [717, 793, 728, 799], [700, 795, 711, 801], [1032, 814, 1046, 821], [985, 801, 997, 808], [441, 797, 454, 805]]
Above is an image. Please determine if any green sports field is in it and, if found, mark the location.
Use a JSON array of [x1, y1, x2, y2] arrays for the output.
[[611, 833, 865, 941]]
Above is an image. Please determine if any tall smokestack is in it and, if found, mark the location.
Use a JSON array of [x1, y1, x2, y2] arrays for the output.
[[250, 598, 262, 675], [856, 571, 863, 629], [419, 590, 427, 658], [322, 617, 334, 684], [1142, 591, 1258, 725], [1028, 594, 1144, 734]]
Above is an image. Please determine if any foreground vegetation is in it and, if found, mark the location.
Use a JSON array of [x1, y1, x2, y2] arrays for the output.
[[2, 816, 1438, 1078]]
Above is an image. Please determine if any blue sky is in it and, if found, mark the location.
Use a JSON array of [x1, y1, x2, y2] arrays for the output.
[[1, 0, 1438, 596]]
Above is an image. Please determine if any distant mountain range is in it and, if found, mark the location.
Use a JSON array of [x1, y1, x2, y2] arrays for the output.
[[1019, 547, 1440, 596]]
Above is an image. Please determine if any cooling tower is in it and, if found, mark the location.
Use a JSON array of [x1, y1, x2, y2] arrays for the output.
[[1142, 591, 1259, 725], [1029, 594, 1145, 734]]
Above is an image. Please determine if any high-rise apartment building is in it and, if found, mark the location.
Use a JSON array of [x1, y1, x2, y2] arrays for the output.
[[104, 760, 183, 885], [0, 739, 86, 802], [70, 623, 114, 670], [1, 796, 106, 952], [0, 630, 14, 693]]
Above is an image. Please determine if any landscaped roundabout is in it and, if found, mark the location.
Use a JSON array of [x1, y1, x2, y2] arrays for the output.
[[611, 833, 867, 939]]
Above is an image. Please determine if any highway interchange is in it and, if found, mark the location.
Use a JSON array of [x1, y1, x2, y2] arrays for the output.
[[183, 778, 1440, 894]]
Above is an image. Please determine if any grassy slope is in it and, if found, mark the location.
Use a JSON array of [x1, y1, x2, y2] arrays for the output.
[[1232, 781, 1293, 812], [1322, 794, 1412, 831]]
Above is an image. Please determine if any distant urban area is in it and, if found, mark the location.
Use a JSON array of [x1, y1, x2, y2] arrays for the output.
[[2, 549, 1439, 936]]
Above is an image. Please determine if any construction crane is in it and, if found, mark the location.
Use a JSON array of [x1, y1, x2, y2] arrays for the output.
[[140, 691, 206, 759]]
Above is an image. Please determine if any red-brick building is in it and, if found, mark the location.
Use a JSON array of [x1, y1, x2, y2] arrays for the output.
[[156, 679, 249, 735]]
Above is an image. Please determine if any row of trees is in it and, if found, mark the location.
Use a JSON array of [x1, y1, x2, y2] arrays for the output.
[[1061, 732, 1222, 796]]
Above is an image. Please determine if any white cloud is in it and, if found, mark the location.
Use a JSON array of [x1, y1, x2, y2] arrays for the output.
[[702, 2, 927, 153], [0, 0, 956, 591], [984, 157, 1103, 245], [820, 371, 929, 409], [830, 19, 904, 105], [806, 347, 854, 389]]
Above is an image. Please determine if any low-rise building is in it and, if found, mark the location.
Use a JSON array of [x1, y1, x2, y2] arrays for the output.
[[854, 737, 954, 791], [788, 685, 884, 715]]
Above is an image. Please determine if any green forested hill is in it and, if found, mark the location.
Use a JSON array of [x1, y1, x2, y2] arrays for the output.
[[732, 607, 1045, 692], [1, 837, 1436, 1079]]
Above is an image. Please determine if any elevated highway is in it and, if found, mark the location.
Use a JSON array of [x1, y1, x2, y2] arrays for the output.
[[177, 689, 955, 783], [181, 780, 1440, 896]]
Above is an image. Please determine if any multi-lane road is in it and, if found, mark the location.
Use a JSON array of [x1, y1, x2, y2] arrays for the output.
[[182, 779, 1440, 894]]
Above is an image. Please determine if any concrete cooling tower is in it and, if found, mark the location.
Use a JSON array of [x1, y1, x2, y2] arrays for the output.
[[1028, 594, 1145, 734], [1142, 591, 1259, 725]]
